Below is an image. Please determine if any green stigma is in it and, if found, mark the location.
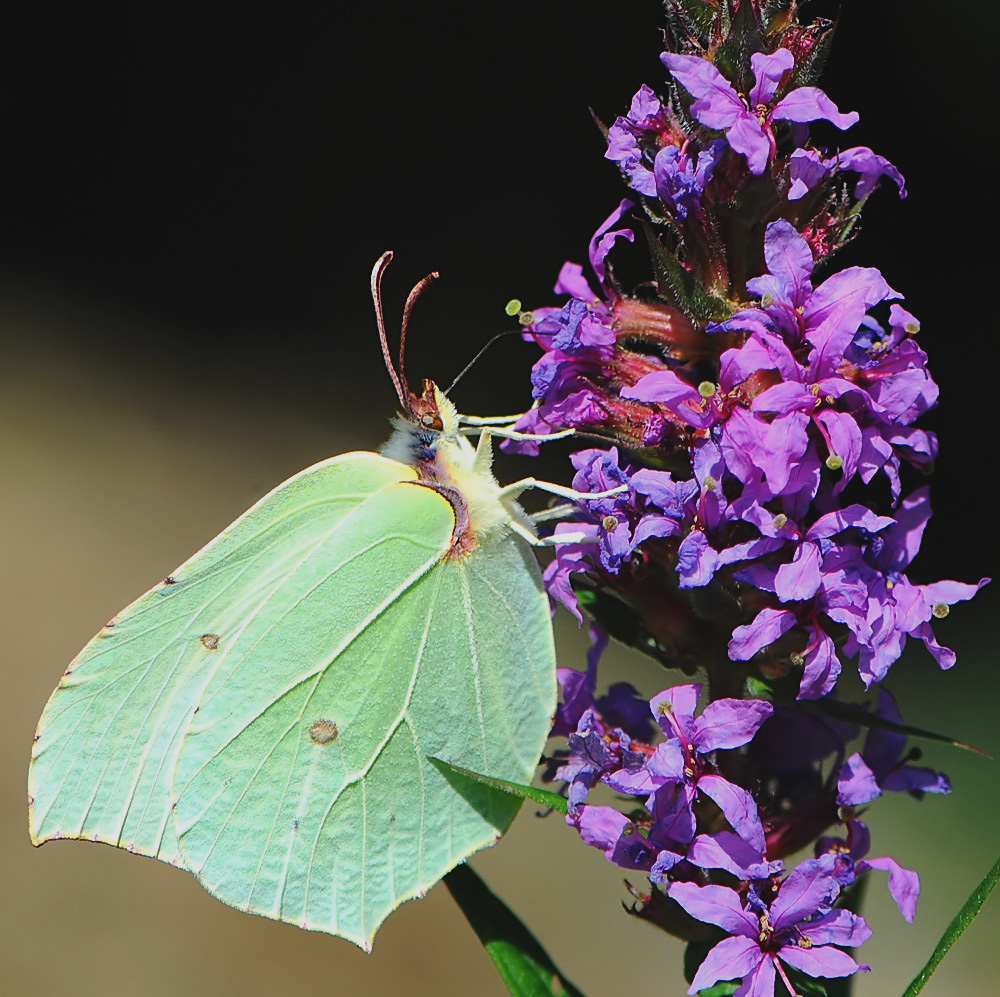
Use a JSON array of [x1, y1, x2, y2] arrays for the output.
[[504, 298, 522, 317], [826, 454, 844, 471]]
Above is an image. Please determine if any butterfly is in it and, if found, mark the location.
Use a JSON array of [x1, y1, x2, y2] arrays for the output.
[[29, 252, 609, 949]]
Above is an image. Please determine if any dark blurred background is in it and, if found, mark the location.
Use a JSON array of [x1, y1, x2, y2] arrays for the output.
[[2, 2, 996, 994]]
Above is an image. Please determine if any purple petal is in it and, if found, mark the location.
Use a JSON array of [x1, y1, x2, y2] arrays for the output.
[[807, 504, 895, 540], [668, 882, 759, 936], [798, 631, 841, 700], [772, 86, 859, 130], [816, 409, 863, 488], [649, 781, 698, 845], [761, 218, 814, 303], [778, 943, 869, 980], [751, 381, 817, 417], [687, 832, 783, 879], [729, 606, 798, 660], [838, 752, 882, 806], [787, 148, 830, 199], [553, 261, 596, 300], [805, 267, 899, 374], [661, 53, 745, 131], [725, 114, 772, 174], [571, 804, 630, 851], [860, 857, 920, 922], [542, 522, 599, 622], [734, 957, 775, 997], [748, 49, 794, 106], [832, 145, 906, 199], [621, 369, 713, 427], [694, 698, 774, 752], [797, 908, 873, 948], [699, 774, 766, 853], [650, 683, 701, 735], [775, 541, 823, 602], [880, 764, 952, 796], [771, 854, 840, 928], [588, 198, 635, 287], [648, 847, 685, 884], [676, 529, 720, 588], [687, 935, 766, 995]]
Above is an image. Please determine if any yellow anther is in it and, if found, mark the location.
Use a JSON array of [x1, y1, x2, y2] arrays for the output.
[[698, 381, 718, 399], [826, 454, 843, 471], [504, 298, 522, 317], [932, 602, 950, 619]]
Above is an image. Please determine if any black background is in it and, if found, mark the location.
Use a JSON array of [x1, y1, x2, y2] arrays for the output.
[[1, 0, 994, 581]]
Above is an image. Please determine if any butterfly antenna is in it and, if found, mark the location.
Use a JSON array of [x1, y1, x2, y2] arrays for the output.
[[371, 251, 408, 409], [399, 269, 439, 398], [444, 329, 522, 395]]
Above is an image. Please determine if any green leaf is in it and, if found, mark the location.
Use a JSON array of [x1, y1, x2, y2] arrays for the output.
[[902, 855, 1000, 996], [429, 757, 569, 815], [445, 864, 585, 997], [802, 698, 991, 758]]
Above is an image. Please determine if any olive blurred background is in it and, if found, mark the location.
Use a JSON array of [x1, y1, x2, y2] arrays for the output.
[[2, 2, 996, 994]]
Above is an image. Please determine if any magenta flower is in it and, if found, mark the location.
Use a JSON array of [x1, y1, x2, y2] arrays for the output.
[[662, 49, 858, 175], [788, 145, 906, 201], [606, 684, 773, 851], [670, 856, 871, 995]]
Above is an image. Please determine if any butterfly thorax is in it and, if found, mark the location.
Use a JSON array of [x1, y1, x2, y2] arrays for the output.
[[380, 380, 531, 553]]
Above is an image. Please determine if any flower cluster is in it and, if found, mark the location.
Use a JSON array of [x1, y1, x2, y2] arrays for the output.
[[509, 3, 988, 993]]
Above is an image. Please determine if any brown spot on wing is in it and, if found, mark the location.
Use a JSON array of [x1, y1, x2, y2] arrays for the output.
[[200, 633, 220, 650], [309, 719, 339, 745]]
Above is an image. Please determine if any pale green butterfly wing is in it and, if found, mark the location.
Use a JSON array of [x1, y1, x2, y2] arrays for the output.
[[29, 453, 423, 866], [29, 450, 556, 947]]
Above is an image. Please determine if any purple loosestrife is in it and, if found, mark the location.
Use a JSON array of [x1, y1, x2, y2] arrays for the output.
[[669, 855, 872, 995], [510, 2, 988, 993]]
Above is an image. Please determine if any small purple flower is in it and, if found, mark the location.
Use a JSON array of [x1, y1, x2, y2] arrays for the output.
[[606, 684, 773, 851], [663, 49, 858, 175], [556, 706, 635, 812], [606, 84, 670, 196], [788, 146, 906, 201], [653, 139, 725, 221], [670, 855, 871, 995]]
